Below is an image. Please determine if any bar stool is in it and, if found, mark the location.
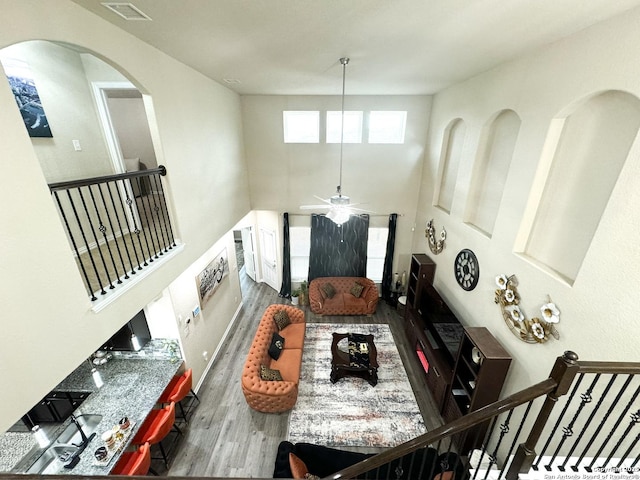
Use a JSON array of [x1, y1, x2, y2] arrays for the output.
[[159, 368, 200, 422], [111, 442, 152, 476], [132, 402, 181, 468]]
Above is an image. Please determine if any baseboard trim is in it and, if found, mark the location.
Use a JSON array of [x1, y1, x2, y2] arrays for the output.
[[194, 300, 244, 394]]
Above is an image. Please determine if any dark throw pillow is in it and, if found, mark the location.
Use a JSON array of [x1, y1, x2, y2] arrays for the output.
[[350, 282, 365, 298], [274, 309, 291, 330], [320, 282, 337, 299], [260, 364, 283, 381], [268, 332, 285, 360]]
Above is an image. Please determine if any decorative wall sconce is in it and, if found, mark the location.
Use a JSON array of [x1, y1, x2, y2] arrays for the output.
[[494, 274, 560, 344], [425, 219, 446, 255]]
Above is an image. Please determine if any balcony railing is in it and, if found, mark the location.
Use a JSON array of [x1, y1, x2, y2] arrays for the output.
[[49, 166, 176, 301]]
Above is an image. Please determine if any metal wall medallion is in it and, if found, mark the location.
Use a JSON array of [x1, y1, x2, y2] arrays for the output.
[[454, 249, 479, 291]]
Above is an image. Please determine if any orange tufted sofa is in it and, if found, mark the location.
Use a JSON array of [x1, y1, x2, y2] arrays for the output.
[[309, 277, 379, 316], [241, 304, 306, 413]]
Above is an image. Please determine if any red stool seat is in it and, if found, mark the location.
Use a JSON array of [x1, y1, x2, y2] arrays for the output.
[[159, 369, 199, 422], [132, 402, 179, 468], [111, 442, 150, 476]]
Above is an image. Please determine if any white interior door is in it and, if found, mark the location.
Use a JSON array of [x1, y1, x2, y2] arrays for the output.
[[241, 227, 256, 282], [260, 227, 278, 291]]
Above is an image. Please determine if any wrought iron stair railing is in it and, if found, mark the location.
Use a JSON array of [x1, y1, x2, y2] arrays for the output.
[[48, 166, 176, 301], [330, 351, 640, 480]]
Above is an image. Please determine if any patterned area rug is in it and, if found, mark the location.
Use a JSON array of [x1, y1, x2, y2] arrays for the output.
[[287, 323, 427, 447]]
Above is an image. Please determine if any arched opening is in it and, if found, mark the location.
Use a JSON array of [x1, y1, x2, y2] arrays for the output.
[[0, 40, 177, 304], [465, 109, 521, 237], [435, 118, 466, 213], [517, 90, 640, 284]]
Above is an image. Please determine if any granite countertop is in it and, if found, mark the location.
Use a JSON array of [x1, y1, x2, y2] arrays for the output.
[[7, 340, 182, 476]]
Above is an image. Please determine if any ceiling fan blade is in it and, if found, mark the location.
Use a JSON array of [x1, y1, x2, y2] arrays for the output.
[[350, 207, 376, 213], [300, 205, 331, 210]]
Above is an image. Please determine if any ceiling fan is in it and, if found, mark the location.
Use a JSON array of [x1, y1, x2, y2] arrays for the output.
[[299, 57, 373, 225]]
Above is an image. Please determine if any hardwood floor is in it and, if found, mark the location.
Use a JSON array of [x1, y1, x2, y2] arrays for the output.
[[161, 272, 444, 478]]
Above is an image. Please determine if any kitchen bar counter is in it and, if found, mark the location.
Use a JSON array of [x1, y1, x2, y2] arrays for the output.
[[9, 340, 182, 475]]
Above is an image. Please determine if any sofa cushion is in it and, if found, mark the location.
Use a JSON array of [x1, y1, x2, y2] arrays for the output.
[[271, 348, 302, 382], [350, 282, 365, 298], [320, 282, 337, 299], [279, 322, 305, 350], [268, 332, 285, 360], [274, 309, 291, 330], [260, 364, 283, 381], [342, 293, 367, 308]]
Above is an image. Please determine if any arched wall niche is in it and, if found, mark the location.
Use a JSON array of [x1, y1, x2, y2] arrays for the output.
[[0, 40, 157, 184], [434, 117, 466, 214], [464, 109, 521, 237], [516, 89, 640, 284]]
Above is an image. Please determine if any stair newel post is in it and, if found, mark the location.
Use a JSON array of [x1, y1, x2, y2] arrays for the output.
[[506, 351, 580, 480]]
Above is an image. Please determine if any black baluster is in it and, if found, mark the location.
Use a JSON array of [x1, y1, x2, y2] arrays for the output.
[[97, 182, 128, 283], [598, 410, 640, 471], [53, 191, 97, 300], [146, 178, 166, 256], [150, 173, 169, 253], [485, 410, 513, 480], [615, 431, 640, 471], [138, 177, 161, 259], [124, 180, 147, 268], [131, 177, 154, 264], [89, 184, 122, 286], [500, 401, 534, 480], [546, 374, 600, 472], [115, 179, 142, 274], [560, 374, 618, 471], [78, 186, 114, 291], [587, 384, 640, 472], [152, 171, 176, 247], [534, 373, 585, 471], [472, 415, 499, 480], [572, 375, 633, 471], [104, 181, 131, 280], [67, 189, 107, 295]]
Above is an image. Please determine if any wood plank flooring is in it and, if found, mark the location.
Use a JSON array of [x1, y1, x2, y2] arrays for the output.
[[161, 272, 444, 478]]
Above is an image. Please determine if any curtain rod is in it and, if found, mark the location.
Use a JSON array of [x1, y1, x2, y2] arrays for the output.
[[286, 213, 404, 217]]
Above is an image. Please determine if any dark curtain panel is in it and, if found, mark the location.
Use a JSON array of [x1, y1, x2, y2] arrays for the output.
[[278, 212, 292, 298], [308, 213, 369, 282], [381, 213, 398, 301]]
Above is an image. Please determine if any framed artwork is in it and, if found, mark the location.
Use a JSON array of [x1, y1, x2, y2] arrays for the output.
[[196, 248, 229, 308], [0, 56, 53, 137]]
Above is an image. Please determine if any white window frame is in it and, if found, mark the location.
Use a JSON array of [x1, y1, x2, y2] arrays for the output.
[[326, 111, 363, 143], [283, 111, 320, 143], [368, 111, 407, 144]]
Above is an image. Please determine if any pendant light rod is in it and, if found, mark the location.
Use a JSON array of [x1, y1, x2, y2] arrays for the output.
[[338, 57, 349, 197]]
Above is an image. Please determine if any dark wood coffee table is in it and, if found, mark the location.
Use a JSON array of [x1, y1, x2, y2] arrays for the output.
[[330, 332, 379, 387]]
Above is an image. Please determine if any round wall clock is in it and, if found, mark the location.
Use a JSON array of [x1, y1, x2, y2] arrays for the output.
[[454, 249, 479, 291]]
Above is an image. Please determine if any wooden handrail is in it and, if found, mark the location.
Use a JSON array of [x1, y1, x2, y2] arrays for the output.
[[577, 361, 640, 374], [48, 165, 166, 191]]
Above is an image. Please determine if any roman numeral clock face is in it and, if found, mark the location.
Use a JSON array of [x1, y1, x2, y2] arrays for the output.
[[454, 249, 479, 291]]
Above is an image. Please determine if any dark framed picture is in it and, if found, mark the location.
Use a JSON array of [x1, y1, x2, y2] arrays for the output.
[[0, 56, 53, 137]]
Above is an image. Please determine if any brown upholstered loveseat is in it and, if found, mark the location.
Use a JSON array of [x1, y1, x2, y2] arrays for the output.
[[309, 277, 378, 315], [241, 304, 306, 413]]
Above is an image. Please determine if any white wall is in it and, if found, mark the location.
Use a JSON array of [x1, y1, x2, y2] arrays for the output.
[[414, 6, 640, 396], [1, 41, 114, 182], [241, 94, 432, 276], [0, 0, 249, 432]]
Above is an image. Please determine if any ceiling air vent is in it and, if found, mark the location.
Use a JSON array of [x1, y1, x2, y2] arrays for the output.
[[101, 2, 152, 21]]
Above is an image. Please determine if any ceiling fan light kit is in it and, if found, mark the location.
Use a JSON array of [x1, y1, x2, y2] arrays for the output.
[[300, 57, 372, 226]]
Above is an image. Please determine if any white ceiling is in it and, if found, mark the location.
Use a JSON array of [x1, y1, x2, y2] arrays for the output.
[[72, 0, 640, 95]]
